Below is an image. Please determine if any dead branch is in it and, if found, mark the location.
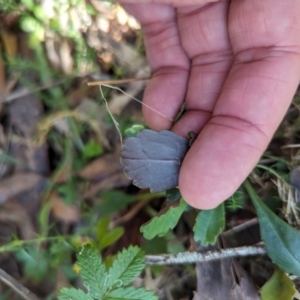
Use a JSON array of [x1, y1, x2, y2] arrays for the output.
[[0, 268, 40, 300], [145, 245, 266, 265]]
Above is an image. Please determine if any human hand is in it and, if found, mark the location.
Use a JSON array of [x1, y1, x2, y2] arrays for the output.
[[117, 0, 300, 209]]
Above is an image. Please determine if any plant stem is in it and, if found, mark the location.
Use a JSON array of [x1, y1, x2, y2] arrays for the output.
[[0, 236, 68, 253], [145, 245, 266, 265], [0, 268, 40, 300]]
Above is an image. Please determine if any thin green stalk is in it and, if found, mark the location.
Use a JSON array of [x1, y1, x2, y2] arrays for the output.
[[0, 236, 71, 253]]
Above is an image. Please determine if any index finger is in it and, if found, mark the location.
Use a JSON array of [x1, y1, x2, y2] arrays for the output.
[[120, 3, 190, 130]]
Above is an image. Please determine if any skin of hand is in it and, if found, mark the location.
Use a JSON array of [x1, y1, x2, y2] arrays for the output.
[[117, 0, 300, 209]]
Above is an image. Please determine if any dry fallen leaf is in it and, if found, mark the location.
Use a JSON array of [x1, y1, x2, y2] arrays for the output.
[[8, 90, 49, 175], [79, 145, 130, 198], [0, 201, 36, 240], [78, 149, 122, 181], [50, 191, 80, 223], [83, 172, 131, 199], [0, 172, 46, 205]]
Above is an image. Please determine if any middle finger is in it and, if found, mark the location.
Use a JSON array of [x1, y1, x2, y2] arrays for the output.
[[173, 2, 233, 135]]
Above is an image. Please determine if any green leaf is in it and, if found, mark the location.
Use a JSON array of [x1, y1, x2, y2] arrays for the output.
[[20, 16, 42, 33], [225, 189, 245, 211], [15, 246, 49, 281], [245, 180, 300, 276], [58, 287, 94, 300], [260, 267, 295, 300], [106, 286, 157, 300], [193, 203, 225, 245], [98, 227, 124, 250], [140, 199, 187, 240], [142, 236, 168, 255], [99, 191, 135, 215], [107, 246, 145, 287], [165, 231, 185, 253], [56, 178, 79, 204], [22, 0, 34, 9], [96, 217, 124, 250], [83, 140, 103, 158], [59, 246, 154, 300], [124, 124, 146, 137], [165, 188, 181, 203], [0, 153, 25, 167], [96, 217, 110, 242], [77, 244, 107, 298], [104, 254, 115, 269]]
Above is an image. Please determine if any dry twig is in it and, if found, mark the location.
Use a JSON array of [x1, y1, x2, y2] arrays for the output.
[[0, 268, 40, 300], [145, 246, 266, 265]]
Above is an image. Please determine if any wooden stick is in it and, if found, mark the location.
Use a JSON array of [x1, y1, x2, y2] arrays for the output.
[[0, 268, 40, 300], [87, 77, 150, 86], [145, 245, 266, 265]]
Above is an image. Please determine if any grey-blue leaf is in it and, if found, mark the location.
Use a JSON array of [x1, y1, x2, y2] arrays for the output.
[[120, 130, 189, 192]]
